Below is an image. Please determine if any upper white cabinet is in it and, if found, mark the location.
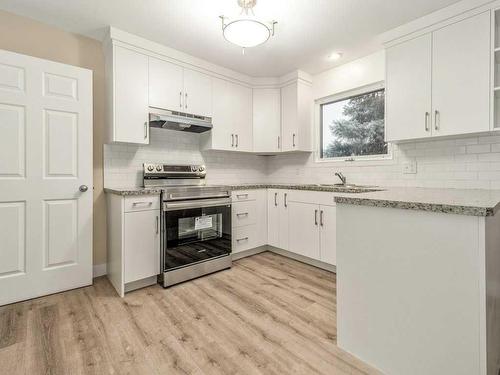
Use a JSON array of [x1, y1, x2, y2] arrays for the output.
[[281, 81, 312, 152], [148, 57, 212, 118], [253, 88, 281, 153], [386, 34, 432, 141], [106, 45, 149, 144], [201, 77, 252, 152], [385, 11, 491, 142]]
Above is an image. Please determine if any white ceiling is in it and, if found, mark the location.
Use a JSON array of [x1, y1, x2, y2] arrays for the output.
[[0, 0, 463, 77]]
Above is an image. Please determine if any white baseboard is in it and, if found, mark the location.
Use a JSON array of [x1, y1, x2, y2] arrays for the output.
[[93, 263, 107, 278]]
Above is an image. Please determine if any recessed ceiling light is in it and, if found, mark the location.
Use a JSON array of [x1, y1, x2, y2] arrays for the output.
[[328, 52, 343, 61]]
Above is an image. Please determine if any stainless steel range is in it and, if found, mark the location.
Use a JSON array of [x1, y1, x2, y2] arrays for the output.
[[143, 163, 232, 287]]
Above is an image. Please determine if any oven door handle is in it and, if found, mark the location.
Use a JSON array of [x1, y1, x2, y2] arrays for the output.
[[164, 198, 232, 211]]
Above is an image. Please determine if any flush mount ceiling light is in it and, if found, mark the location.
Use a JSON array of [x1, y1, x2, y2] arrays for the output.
[[328, 52, 343, 61], [220, 0, 277, 53]]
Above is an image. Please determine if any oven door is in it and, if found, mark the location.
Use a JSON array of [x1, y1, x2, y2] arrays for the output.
[[163, 198, 231, 271]]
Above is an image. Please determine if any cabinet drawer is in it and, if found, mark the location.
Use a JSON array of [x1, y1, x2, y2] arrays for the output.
[[231, 190, 258, 202], [233, 225, 258, 253], [232, 201, 257, 228], [287, 190, 335, 206], [124, 195, 161, 212]]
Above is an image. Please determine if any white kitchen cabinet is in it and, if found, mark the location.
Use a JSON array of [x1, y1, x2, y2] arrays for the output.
[[386, 34, 432, 141], [385, 11, 491, 142], [431, 11, 490, 137], [281, 81, 312, 152], [202, 77, 252, 152], [148, 57, 213, 118], [106, 193, 161, 297], [231, 190, 267, 254], [319, 205, 336, 265], [288, 201, 321, 260], [124, 209, 160, 283], [267, 189, 289, 250], [253, 88, 281, 153], [106, 45, 149, 144]]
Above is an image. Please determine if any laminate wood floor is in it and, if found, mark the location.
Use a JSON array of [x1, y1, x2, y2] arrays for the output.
[[0, 252, 382, 375]]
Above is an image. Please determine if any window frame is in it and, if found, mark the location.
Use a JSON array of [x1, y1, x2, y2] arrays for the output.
[[315, 81, 393, 164]]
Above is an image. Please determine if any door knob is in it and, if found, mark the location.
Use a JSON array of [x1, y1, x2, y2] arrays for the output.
[[79, 185, 89, 192]]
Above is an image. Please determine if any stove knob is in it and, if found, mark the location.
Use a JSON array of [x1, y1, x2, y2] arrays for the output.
[[156, 165, 163, 172], [199, 166, 205, 172], [191, 166, 197, 172], [147, 165, 154, 172]]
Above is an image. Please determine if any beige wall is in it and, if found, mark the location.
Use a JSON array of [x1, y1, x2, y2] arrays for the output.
[[0, 10, 107, 266]]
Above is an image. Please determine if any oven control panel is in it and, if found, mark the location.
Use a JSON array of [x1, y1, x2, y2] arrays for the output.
[[143, 164, 207, 179]]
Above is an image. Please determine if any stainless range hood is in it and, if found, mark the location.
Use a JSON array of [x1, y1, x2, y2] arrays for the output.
[[149, 108, 213, 133]]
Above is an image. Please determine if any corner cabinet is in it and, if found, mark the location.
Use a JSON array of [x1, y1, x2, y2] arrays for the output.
[[201, 77, 253, 152], [253, 88, 281, 153], [105, 45, 149, 144], [386, 11, 491, 142]]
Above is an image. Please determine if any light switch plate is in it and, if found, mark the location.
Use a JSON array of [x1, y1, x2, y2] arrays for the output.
[[403, 160, 417, 174]]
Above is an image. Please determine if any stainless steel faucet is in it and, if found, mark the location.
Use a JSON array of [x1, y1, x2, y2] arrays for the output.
[[335, 172, 347, 185]]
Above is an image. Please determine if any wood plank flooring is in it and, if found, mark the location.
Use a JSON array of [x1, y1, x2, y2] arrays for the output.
[[0, 252, 382, 375]]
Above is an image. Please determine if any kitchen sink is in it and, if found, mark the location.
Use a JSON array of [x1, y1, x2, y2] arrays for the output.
[[304, 184, 384, 193]]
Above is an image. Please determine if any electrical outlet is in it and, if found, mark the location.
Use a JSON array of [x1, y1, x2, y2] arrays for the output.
[[402, 160, 417, 174]]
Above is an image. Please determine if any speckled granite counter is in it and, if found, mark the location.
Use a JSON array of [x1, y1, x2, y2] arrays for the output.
[[105, 184, 500, 217], [104, 187, 162, 196]]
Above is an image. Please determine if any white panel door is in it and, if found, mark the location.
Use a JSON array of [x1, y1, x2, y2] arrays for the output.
[[211, 77, 234, 150], [0, 49, 92, 305], [385, 34, 432, 141], [278, 191, 290, 250], [114, 46, 149, 144], [148, 56, 184, 111], [232, 83, 253, 152], [124, 210, 160, 283], [319, 205, 336, 266], [288, 202, 320, 260], [432, 12, 491, 136], [281, 83, 298, 152], [183, 68, 212, 117], [253, 88, 281, 153]]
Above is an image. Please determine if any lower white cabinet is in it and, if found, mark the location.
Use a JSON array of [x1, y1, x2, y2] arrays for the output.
[[319, 205, 336, 265], [231, 190, 267, 254], [124, 209, 160, 283], [288, 201, 321, 260], [106, 193, 161, 297], [267, 189, 289, 250]]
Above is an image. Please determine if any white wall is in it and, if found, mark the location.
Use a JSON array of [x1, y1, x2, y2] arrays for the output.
[[267, 51, 500, 190], [104, 128, 268, 187]]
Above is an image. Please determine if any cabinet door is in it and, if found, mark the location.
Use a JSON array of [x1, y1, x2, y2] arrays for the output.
[[114, 46, 149, 144], [233, 83, 253, 152], [288, 202, 320, 260], [211, 77, 234, 150], [281, 83, 298, 152], [279, 191, 290, 250], [124, 210, 160, 283], [148, 57, 184, 111], [385, 34, 432, 141], [183, 68, 212, 117], [253, 88, 281, 153], [319, 205, 336, 266], [267, 189, 280, 248], [432, 12, 490, 136]]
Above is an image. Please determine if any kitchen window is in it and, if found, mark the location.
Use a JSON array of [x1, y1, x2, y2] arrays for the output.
[[319, 87, 389, 161]]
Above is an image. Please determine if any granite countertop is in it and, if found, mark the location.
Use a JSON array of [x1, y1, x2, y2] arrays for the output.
[[104, 184, 500, 217]]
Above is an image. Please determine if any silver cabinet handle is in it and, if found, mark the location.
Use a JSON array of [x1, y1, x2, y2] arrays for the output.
[[236, 193, 248, 199], [274, 192, 278, 206], [320, 210, 324, 226], [236, 212, 249, 217], [236, 237, 249, 242], [156, 216, 159, 234], [284, 193, 288, 208], [425, 112, 430, 132], [179, 91, 183, 108], [277, 136, 280, 150], [79, 185, 88, 192], [185, 92, 188, 109], [292, 133, 296, 148], [132, 201, 153, 207], [144, 122, 148, 140], [314, 209, 318, 226], [434, 110, 440, 131], [235, 134, 239, 148], [231, 134, 234, 147]]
